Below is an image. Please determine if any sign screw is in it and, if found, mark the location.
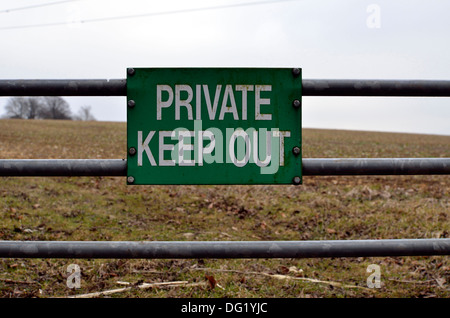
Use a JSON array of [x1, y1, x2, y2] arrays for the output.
[[292, 99, 301, 108], [292, 176, 301, 185], [292, 68, 300, 78], [292, 147, 301, 156], [129, 147, 136, 156], [128, 100, 136, 108], [127, 68, 135, 76], [127, 176, 135, 184]]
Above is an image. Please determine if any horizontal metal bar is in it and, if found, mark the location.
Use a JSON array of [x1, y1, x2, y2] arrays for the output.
[[302, 79, 450, 96], [0, 158, 449, 177], [0, 159, 127, 176], [1, 79, 450, 97], [0, 79, 126, 96], [302, 158, 450, 175], [0, 239, 448, 259]]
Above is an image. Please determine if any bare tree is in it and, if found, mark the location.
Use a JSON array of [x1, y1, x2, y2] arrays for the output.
[[27, 97, 42, 119], [5, 97, 29, 119], [39, 97, 72, 120], [4, 97, 46, 119], [3, 96, 74, 120], [74, 105, 96, 121]]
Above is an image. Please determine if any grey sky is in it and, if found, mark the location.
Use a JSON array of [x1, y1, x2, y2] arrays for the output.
[[0, 0, 449, 135]]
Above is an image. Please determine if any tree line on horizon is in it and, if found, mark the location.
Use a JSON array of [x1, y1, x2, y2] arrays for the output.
[[2, 96, 96, 121]]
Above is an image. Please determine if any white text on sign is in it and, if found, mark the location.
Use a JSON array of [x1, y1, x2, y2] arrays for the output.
[[157, 84, 272, 121], [137, 84, 293, 175]]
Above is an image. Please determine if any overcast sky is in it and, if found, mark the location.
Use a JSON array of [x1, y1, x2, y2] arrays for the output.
[[0, 0, 449, 135]]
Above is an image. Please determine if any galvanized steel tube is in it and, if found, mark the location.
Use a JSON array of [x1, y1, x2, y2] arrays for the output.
[[1, 79, 450, 97], [302, 158, 450, 175], [1, 158, 449, 177], [0, 159, 126, 176], [302, 79, 450, 96], [0, 239, 448, 259], [0, 79, 126, 96]]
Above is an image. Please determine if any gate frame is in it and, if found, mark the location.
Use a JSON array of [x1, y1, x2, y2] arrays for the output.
[[0, 77, 449, 259]]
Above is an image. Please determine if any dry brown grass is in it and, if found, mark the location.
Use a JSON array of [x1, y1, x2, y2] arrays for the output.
[[0, 119, 448, 298]]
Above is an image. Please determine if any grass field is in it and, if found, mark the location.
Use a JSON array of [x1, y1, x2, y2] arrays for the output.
[[0, 119, 448, 298]]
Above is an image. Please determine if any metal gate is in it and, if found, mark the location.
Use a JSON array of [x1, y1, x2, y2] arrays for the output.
[[0, 78, 449, 258]]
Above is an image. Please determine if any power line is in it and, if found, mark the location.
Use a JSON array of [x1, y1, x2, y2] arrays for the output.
[[0, 0, 300, 31], [0, 0, 81, 14]]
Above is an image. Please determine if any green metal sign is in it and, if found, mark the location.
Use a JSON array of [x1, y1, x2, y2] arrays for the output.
[[127, 68, 302, 185]]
